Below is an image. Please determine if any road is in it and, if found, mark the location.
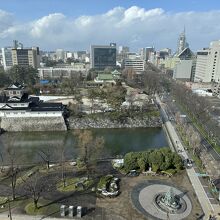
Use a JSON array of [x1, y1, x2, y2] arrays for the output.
[[162, 93, 220, 161], [156, 94, 220, 219]]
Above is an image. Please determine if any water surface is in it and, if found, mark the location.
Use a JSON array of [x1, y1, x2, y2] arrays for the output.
[[0, 128, 168, 164]]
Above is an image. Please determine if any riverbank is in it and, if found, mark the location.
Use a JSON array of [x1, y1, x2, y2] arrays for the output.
[[68, 115, 162, 129]]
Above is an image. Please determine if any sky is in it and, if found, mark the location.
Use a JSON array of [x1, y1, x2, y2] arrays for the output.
[[0, 0, 220, 52]]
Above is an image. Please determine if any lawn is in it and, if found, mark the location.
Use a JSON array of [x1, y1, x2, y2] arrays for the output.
[[56, 177, 94, 192], [25, 199, 59, 216]]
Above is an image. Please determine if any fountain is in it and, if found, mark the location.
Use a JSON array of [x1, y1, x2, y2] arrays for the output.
[[157, 187, 181, 212], [132, 181, 193, 220]]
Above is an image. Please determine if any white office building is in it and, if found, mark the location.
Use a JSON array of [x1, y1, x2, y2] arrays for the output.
[[194, 41, 220, 83], [118, 46, 129, 54], [173, 60, 195, 81], [38, 63, 88, 79], [12, 47, 40, 69], [194, 49, 209, 82], [1, 47, 13, 70], [123, 58, 145, 72]]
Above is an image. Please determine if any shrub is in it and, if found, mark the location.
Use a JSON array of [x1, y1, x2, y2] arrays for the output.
[[97, 175, 113, 190]]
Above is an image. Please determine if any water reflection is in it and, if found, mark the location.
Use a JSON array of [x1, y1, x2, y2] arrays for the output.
[[0, 128, 167, 165]]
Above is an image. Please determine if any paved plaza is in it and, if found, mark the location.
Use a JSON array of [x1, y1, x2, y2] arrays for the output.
[[131, 180, 192, 220]]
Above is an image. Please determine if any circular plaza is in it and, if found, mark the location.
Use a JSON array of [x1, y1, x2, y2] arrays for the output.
[[131, 180, 192, 220]]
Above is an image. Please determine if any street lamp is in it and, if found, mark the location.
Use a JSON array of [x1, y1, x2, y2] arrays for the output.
[[7, 196, 12, 220]]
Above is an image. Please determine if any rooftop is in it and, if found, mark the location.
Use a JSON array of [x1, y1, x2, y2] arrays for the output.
[[4, 82, 25, 90], [97, 73, 114, 81]]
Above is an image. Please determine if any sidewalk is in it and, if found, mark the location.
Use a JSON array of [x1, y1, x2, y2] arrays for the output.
[[0, 213, 76, 220]]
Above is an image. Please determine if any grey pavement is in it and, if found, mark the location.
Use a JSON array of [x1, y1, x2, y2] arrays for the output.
[[138, 184, 192, 220], [0, 213, 70, 220], [156, 94, 220, 219]]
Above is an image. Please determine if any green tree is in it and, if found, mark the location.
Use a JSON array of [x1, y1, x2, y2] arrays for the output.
[[66, 57, 75, 64], [7, 65, 38, 86], [105, 85, 126, 111], [87, 69, 97, 81], [124, 152, 140, 172], [0, 69, 11, 88], [148, 150, 164, 172], [172, 153, 183, 170], [137, 157, 146, 172], [45, 60, 57, 67]]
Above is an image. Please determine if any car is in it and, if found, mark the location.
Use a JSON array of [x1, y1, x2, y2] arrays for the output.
[[169, 116, 174, 121], [127, 170, 139, 177], [183, 158, 193, 168]]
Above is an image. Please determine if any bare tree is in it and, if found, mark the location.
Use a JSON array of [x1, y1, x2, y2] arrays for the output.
[[122, 68, 136, 84], [143, 71, 161, 95], [186, 125, 194, 143], [88, 89, 97, 114], [60, 144, 66, 187], [189, 130, 202, 155], [23, 173, 46, 209], [38, 148, 52, 170], [61, 72, 82, 95], [2, 134, 22, 201], [7, 147, 18, 200], [75, 130, 105, 178]]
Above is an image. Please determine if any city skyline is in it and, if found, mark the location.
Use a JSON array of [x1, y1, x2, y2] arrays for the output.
[[0, 1, 220, 51]]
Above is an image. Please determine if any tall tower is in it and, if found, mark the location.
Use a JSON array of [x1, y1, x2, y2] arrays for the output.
[[177, 27, 188, 54]]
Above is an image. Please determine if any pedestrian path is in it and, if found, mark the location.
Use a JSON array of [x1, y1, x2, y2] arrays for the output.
[[0, 213, 76, 220]]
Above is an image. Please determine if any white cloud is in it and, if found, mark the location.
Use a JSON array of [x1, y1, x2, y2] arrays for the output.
[[30, 13, 66, 38], [0, 9, 14, 32], [0, 6, 220, 51]]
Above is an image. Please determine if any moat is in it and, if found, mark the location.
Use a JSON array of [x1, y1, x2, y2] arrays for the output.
[[0, 127, 168, 164]]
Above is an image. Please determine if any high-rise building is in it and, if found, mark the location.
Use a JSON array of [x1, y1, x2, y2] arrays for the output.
[[140, 47, 155, 61], [0, 50, 2, 67], [56, 49, 65, 61], [173, 59, 196, 81], [117, 46, 129, 61], [118, 46, 129, 54], [161, 47, 195, 81], [73, 51, 87, 61], [194, 41, 220, 83], [212, 82, 220, 97], [12, 47, 40, 69], [66, 52, 73, 59], [1, 47, 13, 70], [90, 43, 116, 70], [177, 28, 189, 55], [13, 40, 23, 49]]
